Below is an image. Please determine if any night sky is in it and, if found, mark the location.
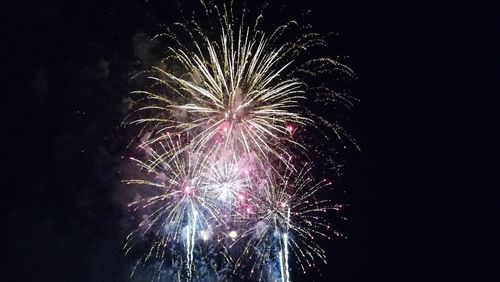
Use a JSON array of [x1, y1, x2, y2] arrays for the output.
[[3, 0, 499, 281]]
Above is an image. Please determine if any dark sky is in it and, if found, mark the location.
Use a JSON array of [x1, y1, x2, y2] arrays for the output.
[[3, 0, 499, 281]]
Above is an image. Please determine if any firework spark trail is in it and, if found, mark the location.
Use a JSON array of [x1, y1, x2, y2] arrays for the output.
[[277, 216, 290, 282], [123, 1, 354, 280], [281, 208, 291, 282], [186, 207, 198, 280]]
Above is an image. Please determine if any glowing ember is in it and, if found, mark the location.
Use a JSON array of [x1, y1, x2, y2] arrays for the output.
[[228, 230, 238, 239]]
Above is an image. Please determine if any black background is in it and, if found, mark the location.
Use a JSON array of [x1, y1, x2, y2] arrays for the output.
[[2, 0, 499, 281]]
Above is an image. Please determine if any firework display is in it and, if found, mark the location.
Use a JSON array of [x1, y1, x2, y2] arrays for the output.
[[123, 1, 354, 281]]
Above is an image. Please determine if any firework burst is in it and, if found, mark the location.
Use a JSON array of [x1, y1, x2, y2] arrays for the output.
[[231, 164, 335, 280], [123, 133, 223, 279], [122, 1, 354, 281], [127, 1, 355, 169]]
